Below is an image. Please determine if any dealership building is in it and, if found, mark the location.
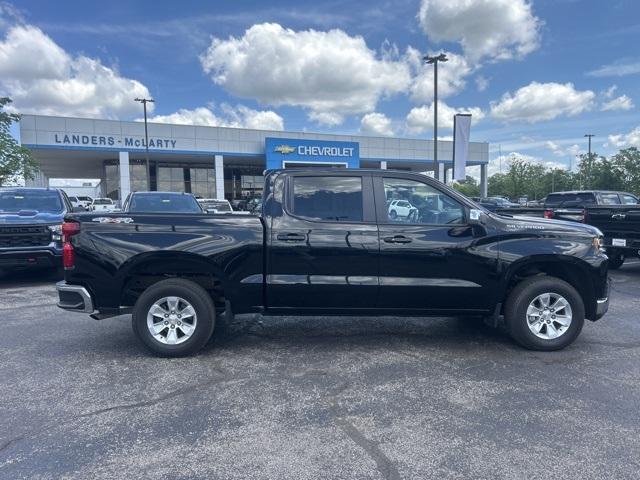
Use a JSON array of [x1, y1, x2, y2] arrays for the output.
[[20, 114, 489, 202]]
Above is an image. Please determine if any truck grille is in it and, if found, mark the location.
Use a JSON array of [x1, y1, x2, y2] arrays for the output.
[[0, 226, 52, 248]]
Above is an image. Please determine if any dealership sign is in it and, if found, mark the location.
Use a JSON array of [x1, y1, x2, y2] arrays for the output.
[[266, 137, 360, 169], [53, 134, 177, 149]]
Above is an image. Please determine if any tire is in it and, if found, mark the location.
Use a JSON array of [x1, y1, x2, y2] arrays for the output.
[[505, 276, 584, 351], [389, 210, 397, 220], [132, 278, 216, 357], [607, 252, 625, 270]]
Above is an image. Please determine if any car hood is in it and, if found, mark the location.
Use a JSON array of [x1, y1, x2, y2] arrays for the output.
[[491, 213, 602, 236], [0, 211, 65, 225]]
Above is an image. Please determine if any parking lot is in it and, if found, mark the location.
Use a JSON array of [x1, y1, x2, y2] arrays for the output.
[[0, 265, 639, 479]]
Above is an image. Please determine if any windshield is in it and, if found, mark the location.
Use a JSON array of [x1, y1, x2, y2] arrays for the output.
[[128, 194, 203, 213], [0, 190, 63, 213]]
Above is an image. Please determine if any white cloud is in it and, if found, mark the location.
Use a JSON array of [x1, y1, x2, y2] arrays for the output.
[[405, 48, 472, 103], [200, 23, 411, 125], [475, 75, 489, 92], [406, 101, 484, 133], [360, 112, 394, 136], [608, 126, 640, 148], [0, 24, 151, 118], [545, 141, 581, 158], [490, 82, 595, 123], [601, 94, 634, 112], [587, 59, 640, 77], [417, 0, 541, 63], [145, 104, 284, 131]]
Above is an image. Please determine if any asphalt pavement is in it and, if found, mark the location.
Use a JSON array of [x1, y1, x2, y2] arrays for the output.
[[1, 264, 639, 479]]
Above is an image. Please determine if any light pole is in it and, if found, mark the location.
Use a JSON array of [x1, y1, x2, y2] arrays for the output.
[[135, 97, 155, 190], [424, 53, 448, 181], [584, 133, 595, 159]]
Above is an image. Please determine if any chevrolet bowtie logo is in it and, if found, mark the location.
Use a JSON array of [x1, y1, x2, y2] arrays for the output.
[[274, 144, 296, 154]]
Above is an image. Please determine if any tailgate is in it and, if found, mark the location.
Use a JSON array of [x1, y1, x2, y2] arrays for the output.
[[586, 206, 640, 248]]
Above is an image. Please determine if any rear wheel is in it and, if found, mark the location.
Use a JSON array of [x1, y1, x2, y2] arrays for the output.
[[132, 278, 215, 357], [505, 276, 584, 351], [389, 210, 397, 219], [607, 251, 625, 270]]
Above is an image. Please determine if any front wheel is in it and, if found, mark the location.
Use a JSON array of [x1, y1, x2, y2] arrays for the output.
[[505, 276, 584, 351], [132, 278, 216, 357]]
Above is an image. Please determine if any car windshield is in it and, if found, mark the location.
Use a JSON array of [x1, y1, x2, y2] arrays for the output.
[[0, 190, 63, 213], [128, 194, 202, 213], [201, 201, 232, 212]]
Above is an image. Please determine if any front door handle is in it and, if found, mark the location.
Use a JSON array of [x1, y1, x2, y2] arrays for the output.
[[277, 233, 306, 242], [383, 235, 412, 244]]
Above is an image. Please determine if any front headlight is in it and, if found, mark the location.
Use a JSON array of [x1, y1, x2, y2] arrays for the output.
[[48, 224, 63, 241], [593, 236, 602, 250]]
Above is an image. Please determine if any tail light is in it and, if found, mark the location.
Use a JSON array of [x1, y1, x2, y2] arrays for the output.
[[543, 210, 554, 219], [62, 221, 80, 269]]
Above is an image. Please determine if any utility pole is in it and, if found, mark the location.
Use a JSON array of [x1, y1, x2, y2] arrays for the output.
[[584, 134, 595, 159], [424, 53, 448, 182], [135, 97, 155, 190]]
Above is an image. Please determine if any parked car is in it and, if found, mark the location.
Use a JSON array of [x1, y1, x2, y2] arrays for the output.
[[388, 199, 417, 220], [478, 197, 520, 211], [198, 198, 233, 213], [0, 188, 78, 273], [121, 191, 203, 214], [88, 197, 117, 212], [57, 169, 610, 356], [68, 195, 93, 210]]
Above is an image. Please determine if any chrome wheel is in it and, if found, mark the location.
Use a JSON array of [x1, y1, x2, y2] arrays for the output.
[[146, 296, 197, 345], [526, 293, 572, 340]]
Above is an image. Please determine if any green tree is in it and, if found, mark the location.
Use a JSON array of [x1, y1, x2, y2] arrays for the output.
[[0, 97, 38, 186], [452, 175, 480, 197], [610, 147, 640, 194]]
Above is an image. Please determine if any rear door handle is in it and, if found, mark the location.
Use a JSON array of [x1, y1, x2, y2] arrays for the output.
[[383, 235, 412, 244], [277, 233, 306, 242]]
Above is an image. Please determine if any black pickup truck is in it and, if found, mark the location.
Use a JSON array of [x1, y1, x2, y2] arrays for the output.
[[57, 169, 610, 356]]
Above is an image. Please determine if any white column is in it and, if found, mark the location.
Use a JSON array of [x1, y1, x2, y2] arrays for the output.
[[480, 163, 488, 198], [380, 161, 387, 170], [438, 163, 445, 182], [119, 151, 131, 202], [215, 155, 225, 200]]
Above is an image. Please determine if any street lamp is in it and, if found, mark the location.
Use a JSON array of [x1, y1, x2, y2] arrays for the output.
[[135, 97, 155, 190], [584, 133, 595, 159], [424, 53, 448, 181]]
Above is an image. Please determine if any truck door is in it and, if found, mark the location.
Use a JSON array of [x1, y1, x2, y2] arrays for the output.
[[267, 173, 379, 310], [374, 174, 497, 313]]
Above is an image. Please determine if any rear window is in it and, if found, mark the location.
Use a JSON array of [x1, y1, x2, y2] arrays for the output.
[[201, 201, 232, 212], [128, 194, 203, 213], [93, 199, 112, 205], [291, 176, 363, 221], [0, 190, 63, 213], [545, 193, 596, 207]]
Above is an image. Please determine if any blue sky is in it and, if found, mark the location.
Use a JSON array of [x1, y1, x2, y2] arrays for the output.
[[2, 0, 640, 174]]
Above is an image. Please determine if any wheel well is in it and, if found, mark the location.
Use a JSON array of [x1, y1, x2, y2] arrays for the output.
[[504, 261, 596, 319], [121, 256, 226, 314]]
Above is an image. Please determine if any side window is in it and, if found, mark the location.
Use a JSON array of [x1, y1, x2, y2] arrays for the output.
[[621, 194, 638, 205], [291, 176, 363, 222], [383, 178, 464, 225], [599, 193, 621, 205]]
